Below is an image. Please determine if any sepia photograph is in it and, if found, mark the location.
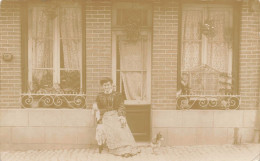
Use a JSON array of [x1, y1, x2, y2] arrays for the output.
[[0, 0, 260, 160]]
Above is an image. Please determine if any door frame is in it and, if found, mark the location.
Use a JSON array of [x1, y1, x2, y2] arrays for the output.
[[112, 30, 152, 105]]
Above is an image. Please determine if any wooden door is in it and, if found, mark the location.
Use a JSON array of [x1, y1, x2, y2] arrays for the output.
[[112, 32, 151, 141]]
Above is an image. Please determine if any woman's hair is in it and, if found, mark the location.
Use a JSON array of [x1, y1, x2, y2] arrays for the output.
[[100, 77, 113, 85]]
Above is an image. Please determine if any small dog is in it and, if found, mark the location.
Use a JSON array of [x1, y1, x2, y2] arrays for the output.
[[151, 132, 164, 154]]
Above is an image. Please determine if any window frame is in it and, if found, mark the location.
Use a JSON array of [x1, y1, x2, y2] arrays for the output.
[[177, 1, 241, 110], [111, 2, 152, 105], [177, 1, 241, 96], [21, 1, 86, 94], [112, 30, 152, 105]]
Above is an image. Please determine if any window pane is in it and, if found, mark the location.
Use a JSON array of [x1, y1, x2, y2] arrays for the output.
[[31, 7, 54, 69], [207, 8, 233, 73], [117, 35, 148, 101], [182, 9, 202, 71], [182, 42, 201, 70], [121, 71, 146, 101], [60, 39, 81, 69], [59, 7, 82, 39], [32, 39, 53, 69], [30, 7, 54, 93], [59, 7, 82, 91], [31, 7, 54, 39], [60, 70, 80, 93], [32, 69, 53, 93], [29, 5, 82, 94]]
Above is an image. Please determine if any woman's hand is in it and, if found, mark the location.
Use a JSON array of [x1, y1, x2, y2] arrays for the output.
[[96, 110, 101, 122], [92, 103, 98, 111], [92, 103, 101, 122], [97, 117, 102, 124], [118, 116, 126, 128]]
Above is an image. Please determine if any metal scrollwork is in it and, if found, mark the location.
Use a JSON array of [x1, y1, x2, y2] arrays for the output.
[[177, 96, 192, 110], [53, 96, 63, 107], [21, 93, 87, 109], [73, 95, 86, 107], [177, 95, 240, 110], [208, 97, 218, 107], [198, 96, 209, 108], [20, 95, 34, 108]]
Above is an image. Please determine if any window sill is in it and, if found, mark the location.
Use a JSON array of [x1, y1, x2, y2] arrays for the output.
[[124, 100, 151, 105]]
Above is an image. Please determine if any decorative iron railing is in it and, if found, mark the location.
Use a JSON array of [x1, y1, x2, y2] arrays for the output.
[[176, 94, 240, 110], [20, 92, 87, 108]]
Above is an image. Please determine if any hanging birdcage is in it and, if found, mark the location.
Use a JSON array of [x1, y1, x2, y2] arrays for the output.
[[200, 18, 216, 39]]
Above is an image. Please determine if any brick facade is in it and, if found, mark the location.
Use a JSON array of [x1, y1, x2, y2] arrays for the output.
[[0, 1, 21, 108], [152, 0, 179, 109], [240, 1, 260, 109], [85, 0, 112, 108]]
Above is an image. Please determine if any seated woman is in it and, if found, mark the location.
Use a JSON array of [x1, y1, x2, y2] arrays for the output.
[[92, 77, 140, 157]]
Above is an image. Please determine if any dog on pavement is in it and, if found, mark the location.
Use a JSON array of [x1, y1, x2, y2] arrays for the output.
[[151, 132, 164, 154]]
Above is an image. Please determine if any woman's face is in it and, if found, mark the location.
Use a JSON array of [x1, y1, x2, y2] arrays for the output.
[[102, 81, 112, 93]]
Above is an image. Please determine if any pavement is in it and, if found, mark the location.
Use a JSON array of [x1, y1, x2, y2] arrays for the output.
[[0, 144, 260, 161]]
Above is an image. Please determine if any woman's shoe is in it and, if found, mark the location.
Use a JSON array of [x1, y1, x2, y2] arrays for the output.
[[122, 153, 131, 158], [98, 144, 103, 153]]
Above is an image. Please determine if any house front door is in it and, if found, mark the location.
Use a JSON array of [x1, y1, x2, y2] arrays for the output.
[[115, 33, 151, 141], [112, 2, 152, 141]]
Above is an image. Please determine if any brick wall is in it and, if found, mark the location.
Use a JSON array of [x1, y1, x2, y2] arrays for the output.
[[0, 1, 21, 108], [85, 0, 112, 108], [240, 1, 260, 109], [152, 0, 179, 109]]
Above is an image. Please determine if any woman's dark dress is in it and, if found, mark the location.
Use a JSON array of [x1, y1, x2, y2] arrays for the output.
[[95, 91, 140, 156]]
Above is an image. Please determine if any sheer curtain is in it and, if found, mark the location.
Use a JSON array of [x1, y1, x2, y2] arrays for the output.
[[207, 9, 232, 73], [120, 39, 147, 101], [182, 9, 203, 94], [60, 7, 81, 70], [182, 6, 233, 95], [182, 7, 232, 72], [182, 9, 202, 71], [31, 7, 53, 87]]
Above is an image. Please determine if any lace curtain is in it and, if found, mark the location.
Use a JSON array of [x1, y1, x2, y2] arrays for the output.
[[60, 7, 82, 70], [181, 6, 233, 95], [31, 7, 53, 83], [182, 9, 202, 71], [182, 8, 232, 72], [30, 6, 81, 91], [207, 9, 233, 73], [119, 39, 147, 101]]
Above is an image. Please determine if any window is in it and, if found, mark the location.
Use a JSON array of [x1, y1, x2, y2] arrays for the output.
[[21, 2, 86, 108], [28, 3, 83, 94], [177, 4, 240, 109], [112, 2, 152, 104]]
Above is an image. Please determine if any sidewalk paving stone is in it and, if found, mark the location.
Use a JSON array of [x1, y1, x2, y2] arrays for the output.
[[0, 144, 259, 161]]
